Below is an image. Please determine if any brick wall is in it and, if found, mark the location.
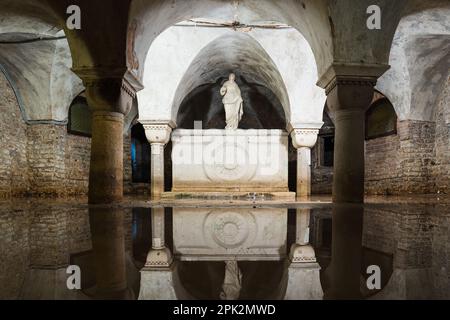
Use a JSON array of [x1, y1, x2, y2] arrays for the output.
[[365, 120, 437, 195], [0, 203, 134, 299], [0, 205, 30, 299], [26, 124, 67, 196], [311, 79, 449, 196], [0, 72, 28, 198], [29, 207, 70, 267], [312, 119, 440, 195], [434, 77, 450, 194], [363, 205, 434, 269], [430, 205, 450, 299], [65, 134, 91, 195], [1, 70, 137, 198], [363, 204, 449, 298], [311, 166, 333, 195], [26, 124, 94, 197], [26, 125, 134, 197]]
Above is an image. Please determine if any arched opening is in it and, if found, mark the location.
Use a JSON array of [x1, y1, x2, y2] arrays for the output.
[[159, 31, 294, 197], [317, 108, 335, 168], [131, 123, 151, 183], [67, 93, 92, 137], [365, 94, 398, 140], [136, 17, 327, 199], [171, 32, 291, 128], [310, 106, 335, 195]]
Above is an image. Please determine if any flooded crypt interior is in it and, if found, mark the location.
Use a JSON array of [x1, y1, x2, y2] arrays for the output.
[[0, 0, 449, 301]]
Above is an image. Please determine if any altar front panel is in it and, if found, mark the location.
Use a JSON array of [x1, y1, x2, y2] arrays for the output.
[[171, 129, 289, 193], [173, 208, 288, 261]]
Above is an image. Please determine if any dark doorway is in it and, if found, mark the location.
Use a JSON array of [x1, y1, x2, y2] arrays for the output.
[[131, 123, 151, 183]]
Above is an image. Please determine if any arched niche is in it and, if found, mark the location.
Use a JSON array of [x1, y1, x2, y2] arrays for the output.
[[172, 32, 289, 130], [137, 23, 326, 128]]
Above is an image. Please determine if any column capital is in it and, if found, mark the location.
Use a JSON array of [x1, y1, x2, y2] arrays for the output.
[[73, 67, 144, 115], [289, 123, 322, 149], [317, 63, 389, 113], [289, 244, 317, 264], [140, 120, 176, 145], [316, 62, 390, 92]]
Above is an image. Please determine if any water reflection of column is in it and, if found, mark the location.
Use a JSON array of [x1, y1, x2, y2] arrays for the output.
[[152, 208, 165, 249], [139, 208, 177, 300], [285, 208, 323, 300], [296, 208, 310, 245], [145, 208, 173, 268], [89, 207, 130, 299], [325, 204, 363, 299], [289, 209, 315, 261]]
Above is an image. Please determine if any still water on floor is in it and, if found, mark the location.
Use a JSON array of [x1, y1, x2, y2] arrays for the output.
[[0, 197, 449, 300]]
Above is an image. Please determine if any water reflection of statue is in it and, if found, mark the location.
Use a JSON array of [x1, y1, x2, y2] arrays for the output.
[[220, 73, 244, 130], [220, 261, 242, 300]]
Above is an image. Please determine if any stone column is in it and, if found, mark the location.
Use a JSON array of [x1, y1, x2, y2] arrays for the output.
[[141, 121, 174, 199], [289, 209, 316, 263], [74, 68, 143, 204], [327, 80, 374, 203], [143, 208, 173, 268], [285, 208, 323, 300], [290, 126, 320, 198], [89, 207, 132, 299], [318, 65, 388, 203], [324, 204, 363, 299]]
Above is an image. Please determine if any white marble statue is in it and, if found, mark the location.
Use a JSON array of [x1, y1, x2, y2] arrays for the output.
[[219, 261, 242, 300], [220, 73, 243, 130]]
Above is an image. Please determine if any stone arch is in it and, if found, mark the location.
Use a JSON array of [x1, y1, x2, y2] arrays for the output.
[[129, 0, 333, 80], [365, 92, 398, 140], [0, 5, 84, 123], [377, 6, 450, 121], [137, 22, 326, 128], [172, 32, 290, 128]]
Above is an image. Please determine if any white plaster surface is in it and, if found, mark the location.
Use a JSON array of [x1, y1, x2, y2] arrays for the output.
[[137, 25, 326, 127], [377, 7, 450, 121]]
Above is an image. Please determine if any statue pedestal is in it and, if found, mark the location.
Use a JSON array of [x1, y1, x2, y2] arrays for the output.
[[167, 129, 294, 200]]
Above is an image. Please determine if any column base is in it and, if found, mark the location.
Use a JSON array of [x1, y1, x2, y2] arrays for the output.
[[283, 244, 323, 300], [138, 262, 178, 300], [144, 247, 173, 269], [283, 262, 323, 300]]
